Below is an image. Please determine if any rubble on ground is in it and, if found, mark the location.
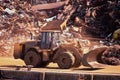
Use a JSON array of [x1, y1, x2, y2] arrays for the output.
[[101, 45, 120, 65]]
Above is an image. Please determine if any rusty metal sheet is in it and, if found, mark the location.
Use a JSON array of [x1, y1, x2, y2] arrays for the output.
[[30, 1, 65, 11]]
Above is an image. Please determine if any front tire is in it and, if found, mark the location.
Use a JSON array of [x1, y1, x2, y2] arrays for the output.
[[57, 52, 75, 69]]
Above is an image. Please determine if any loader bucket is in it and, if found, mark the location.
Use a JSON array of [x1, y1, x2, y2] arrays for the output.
[[82, 46, 108, 68]]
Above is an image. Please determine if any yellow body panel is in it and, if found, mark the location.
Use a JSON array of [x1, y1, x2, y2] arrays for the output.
[[113, 29, 120, 39], [14, 43, 23, 59]]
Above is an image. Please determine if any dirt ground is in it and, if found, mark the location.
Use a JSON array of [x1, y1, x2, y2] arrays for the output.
[[0, 57, 58, 68], [0, 57, 25, 66], [0, 57, 120, 74]]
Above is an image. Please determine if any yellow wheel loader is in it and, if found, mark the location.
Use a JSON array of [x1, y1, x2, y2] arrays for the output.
[[14, 20, 83, 69], [14, 20, 120, 69]]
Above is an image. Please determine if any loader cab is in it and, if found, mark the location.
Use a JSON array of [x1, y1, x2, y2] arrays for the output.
[[39, 20, 64, 50], [40, 31, 61, 50]]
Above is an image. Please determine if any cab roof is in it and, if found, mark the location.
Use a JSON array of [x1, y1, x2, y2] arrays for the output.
[[40, 20, 64, 32]]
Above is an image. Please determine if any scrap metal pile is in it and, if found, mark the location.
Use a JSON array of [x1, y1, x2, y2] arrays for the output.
[[61, 0, 120, 38], [101, 45, 120, 65], [0, 0, 41, 56], [1, 0, 120, 40]]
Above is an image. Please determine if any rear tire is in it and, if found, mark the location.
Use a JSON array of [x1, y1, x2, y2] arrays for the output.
[[24, 50, 41, 67], [57, 52, 75, 69]]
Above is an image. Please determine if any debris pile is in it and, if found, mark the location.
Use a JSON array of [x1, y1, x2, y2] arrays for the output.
[[101, 45, 120, 65], [61, 0, 120, 38], [0, 0, 44, 56]]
